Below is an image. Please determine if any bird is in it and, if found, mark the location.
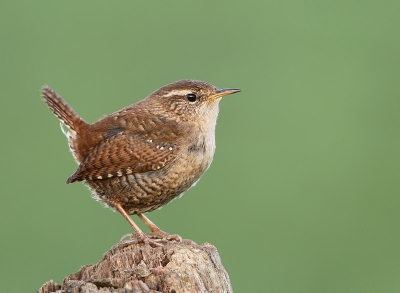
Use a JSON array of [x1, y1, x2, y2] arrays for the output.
[[41, 79, 241, 246]]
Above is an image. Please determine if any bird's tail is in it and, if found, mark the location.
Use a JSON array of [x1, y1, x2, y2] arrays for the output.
[[41, 86, 87, 133]]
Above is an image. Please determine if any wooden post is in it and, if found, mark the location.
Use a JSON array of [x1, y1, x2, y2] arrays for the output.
[[37, 239, 233, 293]]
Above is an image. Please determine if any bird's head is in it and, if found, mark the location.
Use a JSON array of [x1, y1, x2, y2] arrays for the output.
[[146, 80, 241, 124]]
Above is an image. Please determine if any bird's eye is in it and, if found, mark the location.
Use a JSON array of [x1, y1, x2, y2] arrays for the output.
[[186, 93, 197, 102]]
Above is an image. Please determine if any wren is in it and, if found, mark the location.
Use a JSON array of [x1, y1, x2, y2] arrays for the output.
[[42, 80, 240, 246]]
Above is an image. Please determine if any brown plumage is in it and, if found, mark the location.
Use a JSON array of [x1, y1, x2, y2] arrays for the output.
[[42, 80, 240, 246]]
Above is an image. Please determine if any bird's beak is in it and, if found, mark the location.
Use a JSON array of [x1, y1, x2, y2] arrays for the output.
[[210, 88, 241, 100]]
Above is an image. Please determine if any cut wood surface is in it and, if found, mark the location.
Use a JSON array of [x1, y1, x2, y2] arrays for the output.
[[37, 239, 233, 293]]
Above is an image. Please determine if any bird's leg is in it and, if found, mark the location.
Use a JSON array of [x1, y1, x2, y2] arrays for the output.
[[115, 204, 162, 247], [138, 213, 182, 242]]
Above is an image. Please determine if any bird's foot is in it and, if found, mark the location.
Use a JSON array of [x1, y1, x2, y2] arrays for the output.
[[119, 233, 163, 248], [147, 230, 182, 243]]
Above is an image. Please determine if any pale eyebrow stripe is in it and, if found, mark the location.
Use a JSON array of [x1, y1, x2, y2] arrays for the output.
[[162, 90, 190, 97]]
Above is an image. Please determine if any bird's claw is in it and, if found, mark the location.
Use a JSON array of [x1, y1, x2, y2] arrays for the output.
[[119, 233, 163, 248], [148, 231, 182, 243], [118, 231, 182, 247]]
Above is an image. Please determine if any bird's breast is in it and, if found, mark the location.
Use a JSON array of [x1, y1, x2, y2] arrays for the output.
[[172, 132, 216, 185]]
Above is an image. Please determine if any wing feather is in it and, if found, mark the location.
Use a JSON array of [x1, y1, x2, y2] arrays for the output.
[[67, 131, 179, 183]]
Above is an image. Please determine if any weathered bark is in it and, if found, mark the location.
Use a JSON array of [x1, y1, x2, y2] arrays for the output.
[[37, 239, 232, 293]]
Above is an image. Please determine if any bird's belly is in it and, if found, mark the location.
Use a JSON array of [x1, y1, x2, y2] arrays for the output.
[[85, 151, 213, 214]]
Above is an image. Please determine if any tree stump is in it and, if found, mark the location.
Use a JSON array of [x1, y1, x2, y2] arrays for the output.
[[37, 239, 233, 293]]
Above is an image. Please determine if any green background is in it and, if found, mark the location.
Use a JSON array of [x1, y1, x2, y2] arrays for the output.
[[1, 1, 400, 292]]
